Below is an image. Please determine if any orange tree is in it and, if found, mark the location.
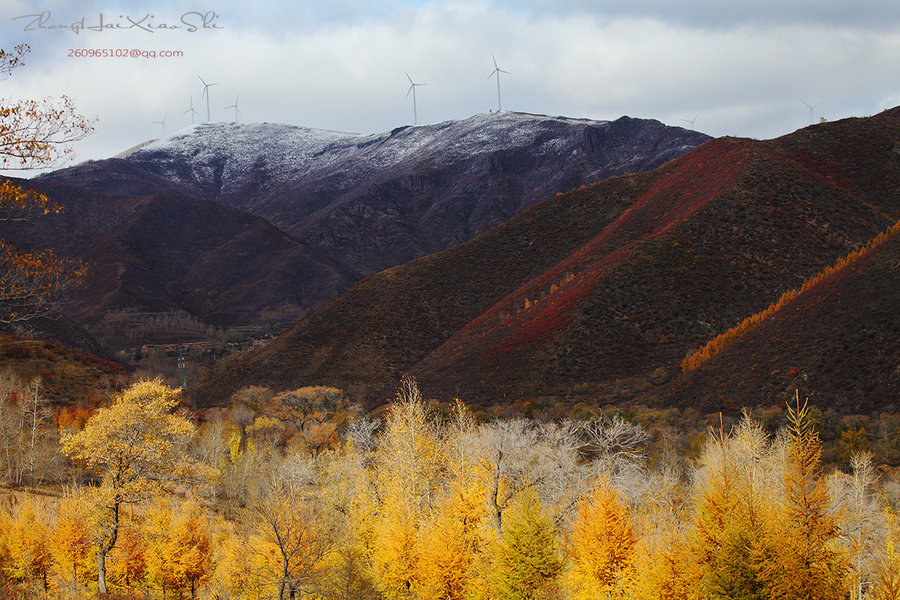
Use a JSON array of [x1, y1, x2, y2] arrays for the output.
[[0, 44, 91, 323]]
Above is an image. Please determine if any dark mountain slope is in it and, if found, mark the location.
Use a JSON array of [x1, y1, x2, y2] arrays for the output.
[[0, 181, 354, 343], [191, 110, 900, 409], [414, 131, 895, 401], [650, 223, 900, 413]]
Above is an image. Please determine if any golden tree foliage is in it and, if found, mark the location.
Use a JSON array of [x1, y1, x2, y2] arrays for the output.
[[61, 379, 215, 595], [49, 490, 95, 596], [211, 525, 270, 600], [416, 399, 492, 600], [871, 506, 900, 600], [3, 495, 51, 593], [104, 515, 146, 591], [372, 376, 441, 599], [416, 486, 488, 600], [764, 396, 848, 600], [0, 44, 92, 323], [690, 416, 780, 600], [4, 378, 900, 600], [626, 517, 698, 600], [250, 476, 335, 600], [565, 477, 635, 599], [144, 497, 214, 599]]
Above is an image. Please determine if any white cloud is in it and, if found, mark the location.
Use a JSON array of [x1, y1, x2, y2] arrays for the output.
[[1, 0, 899, 174]]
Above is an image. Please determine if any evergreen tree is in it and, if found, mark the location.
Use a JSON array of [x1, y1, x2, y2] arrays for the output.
[[493, 488, 562, 600]]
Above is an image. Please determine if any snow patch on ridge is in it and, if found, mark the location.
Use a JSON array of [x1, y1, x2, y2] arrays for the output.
[[130, 112, 615, 197]]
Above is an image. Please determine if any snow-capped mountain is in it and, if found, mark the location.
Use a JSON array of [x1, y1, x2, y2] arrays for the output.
[[29, 111, 709, 345], [46, 112, 710, 277]]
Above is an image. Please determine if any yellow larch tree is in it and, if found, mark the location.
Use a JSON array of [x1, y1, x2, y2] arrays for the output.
[[625, 516, 698, 600], [870, 505, 900, 600], [565, 477, 635, 599], [764, 396, 848, 599], [60, 379, 216, 596], [104, 514, 147, 592], [144, 497, 214, 600], [417, 400, 492, 600], [371, 376, 441, 599], [49, 489, 96, 596], [3, 495, 51, 594], [690, 416, 779, 600], [211, 524, 270, 600], [315, 441, 381, 600]]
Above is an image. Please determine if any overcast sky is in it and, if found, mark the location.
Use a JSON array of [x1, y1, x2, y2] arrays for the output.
[[2, 0, 899, 176]]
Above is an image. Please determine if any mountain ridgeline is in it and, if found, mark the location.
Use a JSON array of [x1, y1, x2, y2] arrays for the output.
[[26, 112, 709, 344], [190, 109, 900, 412]]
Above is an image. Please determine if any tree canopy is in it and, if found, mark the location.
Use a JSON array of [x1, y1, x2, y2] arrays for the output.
[[0, 43, 91, 323]]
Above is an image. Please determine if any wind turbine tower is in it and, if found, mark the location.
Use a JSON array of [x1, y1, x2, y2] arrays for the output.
[[226, 94, 242, 123], [680, 114, 699, 129], [152, 114, 168, 139], [405, 72, 425, 125], [801, 100, 822, 124], [183, 97, 199, 125], [198, 75, 217, 122], [487, 54, 510, 112]]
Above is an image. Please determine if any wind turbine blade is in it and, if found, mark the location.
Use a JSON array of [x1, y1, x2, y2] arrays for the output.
[[492, 53, 498, 69], [487, 70, 496, 81], [405, 71, 414, 85], [498, 68, 510, 74], [406, 85, 413, 98]]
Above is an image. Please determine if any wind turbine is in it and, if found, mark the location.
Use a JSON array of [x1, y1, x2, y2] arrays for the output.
[[801, 100, 822, 124], [487, 54, 510, 112], [183, 97, 199, 125], [225, 94, 242, 123], [405, 72, 425, 125], [152, 113, 168, 139], [198, 74, 217, 122], [680, 114, 699, 129]]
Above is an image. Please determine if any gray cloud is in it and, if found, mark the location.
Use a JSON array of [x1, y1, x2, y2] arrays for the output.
[[1, 1, 898, 175]]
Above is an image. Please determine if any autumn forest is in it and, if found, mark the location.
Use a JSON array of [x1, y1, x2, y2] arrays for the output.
[[0, 373, 897, 600]]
